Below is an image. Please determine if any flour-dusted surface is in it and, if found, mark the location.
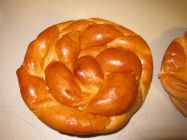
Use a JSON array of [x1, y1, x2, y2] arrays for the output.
[[0, 0, 187, 140]]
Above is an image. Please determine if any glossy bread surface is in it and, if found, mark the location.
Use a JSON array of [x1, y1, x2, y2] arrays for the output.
[[17, 18, 153, 135], [160, 32, 187, 117]]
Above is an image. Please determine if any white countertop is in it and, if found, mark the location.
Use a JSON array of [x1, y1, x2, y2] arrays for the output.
[[0, 0, 187, 140]]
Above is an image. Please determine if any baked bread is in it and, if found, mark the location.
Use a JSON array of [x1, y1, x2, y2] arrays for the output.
[[159, 32, 187, 117], [16, 18, 153, 135]]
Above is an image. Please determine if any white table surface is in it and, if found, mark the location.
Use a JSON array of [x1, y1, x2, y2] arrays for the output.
[[0, 0, 187, 140]]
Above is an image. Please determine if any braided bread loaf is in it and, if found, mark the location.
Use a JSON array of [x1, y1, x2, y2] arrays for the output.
[[160, 32, 187, 117], [16, 18, 153, 135]]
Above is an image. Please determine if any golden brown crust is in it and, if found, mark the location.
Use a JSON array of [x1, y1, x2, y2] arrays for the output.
[[160, 31, 187, 117], [17, 18, 153, 135]]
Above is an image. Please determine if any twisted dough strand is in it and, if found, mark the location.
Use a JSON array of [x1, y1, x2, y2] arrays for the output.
[[17, 18, 153, 135]]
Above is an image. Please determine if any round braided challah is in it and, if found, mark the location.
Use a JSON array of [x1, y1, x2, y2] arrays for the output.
[[16, 18, 153, 135], [160, 32, 187, 117]]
